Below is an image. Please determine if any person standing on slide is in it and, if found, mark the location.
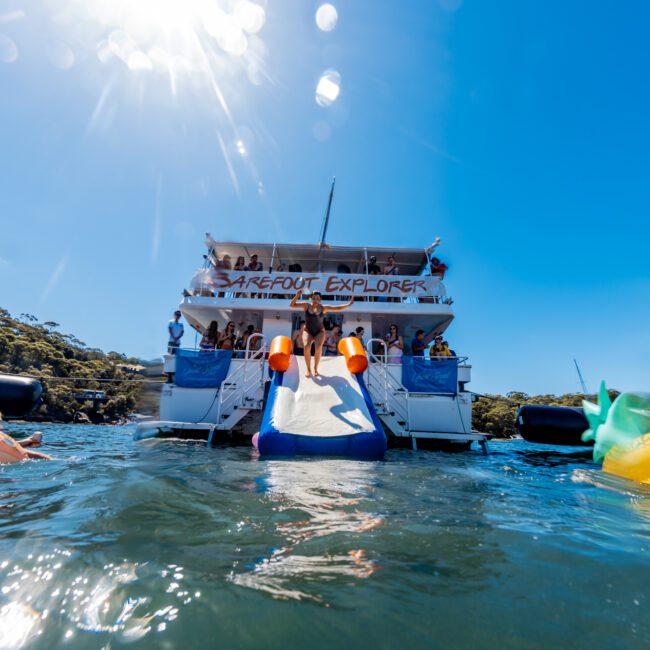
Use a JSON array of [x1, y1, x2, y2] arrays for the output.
[[290, 289, 354, 378]]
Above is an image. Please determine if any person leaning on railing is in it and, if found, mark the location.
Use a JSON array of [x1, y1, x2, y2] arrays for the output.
[[168, 310, 184, 354], [429, 257, 448, 279], [430, 335, 453, 360], [199, 321, 219, 351], [384, 324, 404, 363], [218, 322, 237, 350], [246, 254, 264, 298]]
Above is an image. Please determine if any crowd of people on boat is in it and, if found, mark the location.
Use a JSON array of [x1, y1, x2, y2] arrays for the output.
[[186, 250, 448, 294], [184, 250, 454, 309], [168, 311, 262, 356], [288, 312, 455, 367], [206, 251, 449, 277], [170, 305, 456, 365]]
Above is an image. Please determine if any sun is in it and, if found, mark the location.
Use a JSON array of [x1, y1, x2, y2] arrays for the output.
[[88, 0, 267, 73]]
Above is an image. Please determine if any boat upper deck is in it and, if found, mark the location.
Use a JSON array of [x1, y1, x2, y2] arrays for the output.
[[187, 236, 450, 309], [179, 236, 455, 348], [202, 239, 432, 274]]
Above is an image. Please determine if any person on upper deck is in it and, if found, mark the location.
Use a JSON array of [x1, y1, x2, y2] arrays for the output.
[[383, 255, 399, 276], [366, 255, 380, 275], [168, 311, 184, 354], [221, 254, 232, 270], [429, 257, 448, 279], [411, 330, 427, 357], [290, 289, 354, 378], [246, 254, 263, 272], [199, 321, 219, 351], [384, 324, 404, 363], [234, 256, 246, 271], [384, 255, 400, 302]]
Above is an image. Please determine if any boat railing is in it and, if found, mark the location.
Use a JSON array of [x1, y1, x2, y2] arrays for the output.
[[187, 268, 452, 305], [365, 338, 410, 431], [215, 334, 266, 425]]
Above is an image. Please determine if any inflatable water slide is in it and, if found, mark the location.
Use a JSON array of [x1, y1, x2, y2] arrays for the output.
[[257, 336, 387, 459]]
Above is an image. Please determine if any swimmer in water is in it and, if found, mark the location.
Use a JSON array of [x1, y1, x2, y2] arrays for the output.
[[0, 413, 52, 462], [290, 289, 354, 378]]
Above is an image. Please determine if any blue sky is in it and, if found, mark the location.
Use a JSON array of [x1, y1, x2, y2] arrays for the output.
[[1, 0, 648, 395]]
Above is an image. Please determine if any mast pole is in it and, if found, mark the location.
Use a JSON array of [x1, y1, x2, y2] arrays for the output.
[[319, 176, 336, 247], [317, 176, 336, 272], [574, 358, 588, 394]]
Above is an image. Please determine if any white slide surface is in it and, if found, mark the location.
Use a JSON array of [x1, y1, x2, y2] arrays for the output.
[[270, 356, 374, 437]]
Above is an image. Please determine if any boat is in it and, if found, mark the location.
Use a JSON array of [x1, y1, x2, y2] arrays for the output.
[[135, 236, 490, 454]]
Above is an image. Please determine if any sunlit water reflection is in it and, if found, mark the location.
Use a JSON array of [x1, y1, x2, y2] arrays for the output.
[[1, 424, 649, 649]]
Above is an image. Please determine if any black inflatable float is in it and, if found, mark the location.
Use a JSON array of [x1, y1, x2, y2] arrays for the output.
[[516, 404, 592, 446], [0, 374, 43, 417]]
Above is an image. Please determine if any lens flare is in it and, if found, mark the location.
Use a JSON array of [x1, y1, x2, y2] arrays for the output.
[[315, 70, 341, 107], [127, 51, 153, 72], [233, 0, 266, 34], [313, 120, 332, 141], [47, 40, 75, 69], [315, 4, 338, 32], [0, 33, 18, 63], [61, 0, 268, 75]]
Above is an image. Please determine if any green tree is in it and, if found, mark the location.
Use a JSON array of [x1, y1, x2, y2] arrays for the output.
[[0, 308, 148, 423]]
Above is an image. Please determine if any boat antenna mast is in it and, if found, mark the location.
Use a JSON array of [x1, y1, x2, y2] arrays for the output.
[[573, 358, 588, 394], [318, 176, 336, 247], [317, 177, 335, 273]]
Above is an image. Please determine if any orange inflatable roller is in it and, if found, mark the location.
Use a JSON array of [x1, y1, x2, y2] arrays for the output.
[[338, 336, 368, 374], [268, 335, 293, 372]]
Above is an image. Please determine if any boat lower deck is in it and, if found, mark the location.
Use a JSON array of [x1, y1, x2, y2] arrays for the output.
[[135, 419, 490, 452]]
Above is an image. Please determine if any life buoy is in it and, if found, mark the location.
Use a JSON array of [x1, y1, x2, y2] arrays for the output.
[[0, 432, 29, 464]]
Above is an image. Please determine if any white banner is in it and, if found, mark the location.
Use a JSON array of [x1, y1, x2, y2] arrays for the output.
[[191, 269, 441, 298]]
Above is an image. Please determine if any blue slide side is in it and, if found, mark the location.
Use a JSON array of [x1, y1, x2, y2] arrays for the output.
[[258, 368, 387, 459]]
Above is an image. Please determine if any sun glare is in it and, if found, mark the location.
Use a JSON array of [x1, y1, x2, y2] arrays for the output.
[[4, 0, 342, 194], [85, 0, 267, 76]]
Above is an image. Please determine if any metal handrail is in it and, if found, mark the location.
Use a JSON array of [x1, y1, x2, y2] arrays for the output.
[[365, 338, 410, 430], [216, 334, 266, 424], [217, 352, 265, 421]]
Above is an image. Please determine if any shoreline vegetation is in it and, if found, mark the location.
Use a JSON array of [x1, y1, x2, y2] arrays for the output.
[[472, 390, 618, 438], [0, 308, 161, 424], [1, 307, 612, 435]]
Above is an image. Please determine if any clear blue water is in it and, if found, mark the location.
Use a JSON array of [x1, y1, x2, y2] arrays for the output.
[[1, 423, 649, 649]]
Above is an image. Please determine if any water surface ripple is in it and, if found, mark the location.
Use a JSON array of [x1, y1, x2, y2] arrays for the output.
[[1, 424, 649, 649]]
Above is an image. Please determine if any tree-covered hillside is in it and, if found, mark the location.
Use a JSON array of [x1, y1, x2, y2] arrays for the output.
[[472, 389, 618, 438], [0, 308, 147, 422], [1, 306, 612, 433]]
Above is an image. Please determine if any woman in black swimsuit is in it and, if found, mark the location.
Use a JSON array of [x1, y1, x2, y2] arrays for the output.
[[290, 289, 354, 377]]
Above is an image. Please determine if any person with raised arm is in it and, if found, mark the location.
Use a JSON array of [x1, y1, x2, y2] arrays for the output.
[[290, 289, 354, 378]]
